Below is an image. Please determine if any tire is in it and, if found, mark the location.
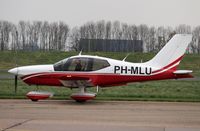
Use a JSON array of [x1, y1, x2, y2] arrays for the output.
[[31, 99, 38, 102], [76, 100, 86, 103]]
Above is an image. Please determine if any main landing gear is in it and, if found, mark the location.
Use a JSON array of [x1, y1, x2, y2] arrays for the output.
[[70, 86, 96, 102]]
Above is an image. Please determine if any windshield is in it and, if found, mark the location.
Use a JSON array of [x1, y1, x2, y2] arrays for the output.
[[54, 57, 110, 71]]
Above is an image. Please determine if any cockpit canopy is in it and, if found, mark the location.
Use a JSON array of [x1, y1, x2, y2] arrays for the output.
[[54, 57, 110, 71]]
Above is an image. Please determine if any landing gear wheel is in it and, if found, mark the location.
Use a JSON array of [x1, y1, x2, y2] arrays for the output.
[[31, 99, 38, 102], [71, 86, 96, 102], [76, 100, 86, 103]]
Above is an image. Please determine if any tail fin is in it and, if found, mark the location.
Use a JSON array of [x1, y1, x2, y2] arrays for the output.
[[146, 34, 192, 68]]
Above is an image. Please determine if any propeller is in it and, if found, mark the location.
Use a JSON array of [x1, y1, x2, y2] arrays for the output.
[[14, 75, 18, 94], [7, 46, 19, 94], [14, 49, 18, 94], [8, 67, 18, 94]]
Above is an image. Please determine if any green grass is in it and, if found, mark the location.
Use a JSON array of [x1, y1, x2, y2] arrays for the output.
[[0, 51, 200, 102], [0, 79, 200, 102], [98, 80, 200, 101]]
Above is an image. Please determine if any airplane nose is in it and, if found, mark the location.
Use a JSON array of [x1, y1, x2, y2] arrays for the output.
[[8, 67, 18, 75]]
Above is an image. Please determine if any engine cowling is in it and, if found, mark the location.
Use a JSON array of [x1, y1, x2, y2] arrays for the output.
[[71, 92, 96, 102]]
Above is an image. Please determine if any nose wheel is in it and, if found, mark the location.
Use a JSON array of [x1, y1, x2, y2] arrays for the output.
[[26, 91, 54, 102], [71, 86, 96, 102]]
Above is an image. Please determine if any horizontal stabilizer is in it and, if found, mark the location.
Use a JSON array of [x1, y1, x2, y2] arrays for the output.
[[173, 70, 193, 74]]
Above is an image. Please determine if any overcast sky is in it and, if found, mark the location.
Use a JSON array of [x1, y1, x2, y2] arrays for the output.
[[0, 0, 199, 27]]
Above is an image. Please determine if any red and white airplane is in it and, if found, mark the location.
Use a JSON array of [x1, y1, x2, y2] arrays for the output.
[[8, 34, 193, 102]]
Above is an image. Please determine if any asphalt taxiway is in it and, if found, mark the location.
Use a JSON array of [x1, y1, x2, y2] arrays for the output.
[[0, 99, 200, 131]]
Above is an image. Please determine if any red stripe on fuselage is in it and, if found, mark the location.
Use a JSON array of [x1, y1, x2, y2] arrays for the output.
[[20, 55, 189, 87], [20, 66, 187, 87], [152, 55, 184, 74]]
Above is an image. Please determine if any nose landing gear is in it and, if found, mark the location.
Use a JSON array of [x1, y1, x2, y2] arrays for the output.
[[26, 91, 54, 102]]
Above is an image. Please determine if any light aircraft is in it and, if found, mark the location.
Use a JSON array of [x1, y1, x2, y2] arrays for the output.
[[8, 34, 193, 102]]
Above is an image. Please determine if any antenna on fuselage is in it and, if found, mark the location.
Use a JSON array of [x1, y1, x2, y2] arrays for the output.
[[122, 53, 130, 61], [79, 50, 82, 56]]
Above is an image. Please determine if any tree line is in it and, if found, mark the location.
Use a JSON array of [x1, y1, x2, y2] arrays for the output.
[[0, 20, 200, 53]]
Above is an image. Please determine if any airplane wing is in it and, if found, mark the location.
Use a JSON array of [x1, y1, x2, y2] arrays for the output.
[[173, 70, 193, 79], [58, 74, 94, 87]]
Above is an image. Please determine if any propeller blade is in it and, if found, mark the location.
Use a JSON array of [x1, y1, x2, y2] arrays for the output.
[[15, 75, 18, 94]]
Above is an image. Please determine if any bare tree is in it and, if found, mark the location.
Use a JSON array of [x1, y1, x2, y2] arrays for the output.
[[40, 21, 49, 50], [18, 21, 27, 50], [148, 27, 156, 52], [0, 21, 12, 51], [88, 22, 97, 39], [121, 23, 129, 40], [129, 25, 138, 40], [105, 21, 112, 39], [10, 24, 19, 50], [112, 21, 122, 39], [0, 20, 199, 54], [96, 20, 105, 39], [57, 22, 69, 51], [138, 24, 149, 52], [156, 26, 167, 51], [176, 24, 191, 34], [70, 27, 80, 51], [192, 26, 200, 54]]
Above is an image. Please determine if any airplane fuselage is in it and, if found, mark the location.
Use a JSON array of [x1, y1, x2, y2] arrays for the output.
[[9, 55, 191, 88]]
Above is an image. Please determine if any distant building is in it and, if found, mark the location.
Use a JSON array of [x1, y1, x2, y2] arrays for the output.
[[22, 43, 39, 51], [79, 39, 143, 52]]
